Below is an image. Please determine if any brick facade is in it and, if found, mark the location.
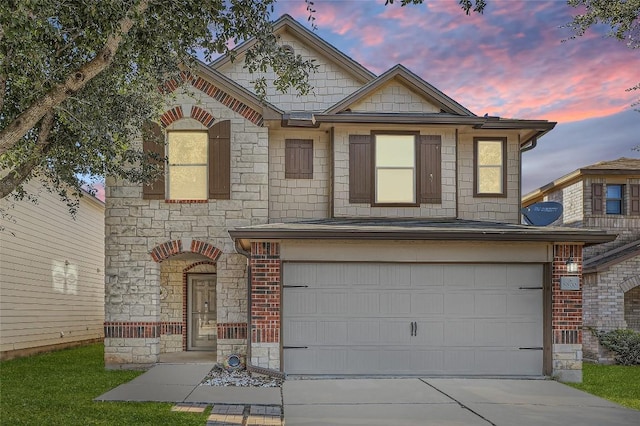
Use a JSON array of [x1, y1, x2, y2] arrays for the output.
[[249, 242, 281, 370], [552, 244, 584, 382]]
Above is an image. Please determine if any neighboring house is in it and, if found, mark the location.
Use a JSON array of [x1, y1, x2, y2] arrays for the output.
[[522, 158, 640, 362], [104, 15, 614, 382], [0, 179, 105, 360]]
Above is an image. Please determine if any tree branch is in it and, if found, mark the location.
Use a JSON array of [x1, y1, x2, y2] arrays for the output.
[[0, 0, 149, 157], [0, 112, 55, 198]]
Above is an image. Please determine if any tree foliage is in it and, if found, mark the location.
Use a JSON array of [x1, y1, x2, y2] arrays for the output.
[[0, 0, 317, 205]]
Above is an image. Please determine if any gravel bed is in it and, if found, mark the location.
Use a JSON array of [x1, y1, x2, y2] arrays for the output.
[[200, 364, 283, 387]]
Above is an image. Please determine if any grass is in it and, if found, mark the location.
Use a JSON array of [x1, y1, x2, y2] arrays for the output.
[[0, 344, 209, 425], [567, 363, 640, 410]]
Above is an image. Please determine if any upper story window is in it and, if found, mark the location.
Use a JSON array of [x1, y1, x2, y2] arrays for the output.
[[606, 184, 625, 215], [142, 119, 231, 201], [348, 133, 441, 206], [474, 138, 506, 197], [167, 131, 208, 200], [374, 134, 416, 204]]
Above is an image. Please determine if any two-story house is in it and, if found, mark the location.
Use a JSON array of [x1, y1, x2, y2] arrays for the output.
[[523, 158, 640, 362], [104, 15, 614, 382]]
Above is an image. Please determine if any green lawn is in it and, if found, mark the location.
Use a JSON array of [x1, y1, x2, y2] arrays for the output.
[[0, 344, 209, 425], [567, 363, 640, 410]]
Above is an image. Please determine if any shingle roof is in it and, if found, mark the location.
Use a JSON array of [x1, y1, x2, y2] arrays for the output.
[[583, 239, 640, 273], [581, 157, 640, 171]]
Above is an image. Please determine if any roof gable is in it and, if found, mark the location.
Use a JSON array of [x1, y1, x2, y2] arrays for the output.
[[210, 14, 375, 85], [324, 65, 476, 116]]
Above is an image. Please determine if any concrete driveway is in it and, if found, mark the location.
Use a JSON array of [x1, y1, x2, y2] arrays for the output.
[[282, 378, 640, 426]]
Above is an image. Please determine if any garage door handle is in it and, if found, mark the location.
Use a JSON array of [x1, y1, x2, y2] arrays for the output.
[[519, 287, 543, 290], [410, 321, 417, 336], [283, 346, 308, 349], [283, 285, 309, 288], [519, 347, 543, 350]]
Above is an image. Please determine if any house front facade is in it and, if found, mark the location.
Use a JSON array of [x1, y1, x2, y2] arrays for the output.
[[104, 15, 614, 382], [523, 158, 640, 362]]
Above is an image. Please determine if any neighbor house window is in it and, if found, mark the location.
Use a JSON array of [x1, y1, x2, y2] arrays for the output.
[[285, 139, 313, 179], [474, 138, 506, 197], [374, 134, 416, 204], [167, 131, 208, 200], [606, 184, 625, 215]]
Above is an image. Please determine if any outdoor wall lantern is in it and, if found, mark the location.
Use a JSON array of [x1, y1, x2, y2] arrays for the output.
[[565, 257, 579, 274]]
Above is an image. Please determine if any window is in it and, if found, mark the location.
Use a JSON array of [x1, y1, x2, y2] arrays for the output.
[[349, 133, 441, 205], [374, 134, 416, 204], [474, 138, 506, 197], [142, 120, 231, 201], [285, 139, 313, 179], [606, 184, 625, 215], [167, 131, 208, 200]]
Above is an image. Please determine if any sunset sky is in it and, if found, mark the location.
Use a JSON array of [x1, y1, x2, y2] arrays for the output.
[[272, 0, 640, 193]]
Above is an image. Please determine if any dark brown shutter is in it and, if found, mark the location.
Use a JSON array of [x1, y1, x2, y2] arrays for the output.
[[208, 120, 231, 200], [419, 135, 442, 203], [592, 183, 603, 214], [142, 121, 165, 200], [285, 139, 313, 179], [630, 184, 640, 215], [349, 135, 371, 203]]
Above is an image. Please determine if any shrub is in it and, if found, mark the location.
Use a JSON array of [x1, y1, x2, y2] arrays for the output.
[[594, 329, 640, 366]]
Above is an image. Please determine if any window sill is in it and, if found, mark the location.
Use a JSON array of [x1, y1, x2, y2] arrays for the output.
[[164, 199, 209, 204]]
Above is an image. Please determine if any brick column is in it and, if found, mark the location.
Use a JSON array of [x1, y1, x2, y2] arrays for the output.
[[249, 242, 281, 370], [552, 244, 583, 382]]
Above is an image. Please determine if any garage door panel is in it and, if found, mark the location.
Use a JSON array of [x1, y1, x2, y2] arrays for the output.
[[412, 321, 445, 345], [284, 290, 316, 315], [411, 293, 444, 314], [507, 264, 543, 289], [379, 292, 412, 315], [507, 291, 542, 315], [507, 321, 542, 347], [284, 320, 317, 345], [409, 350, 445, 372], [474, 265, 507, 288], [443, 265, 476, 287], [444, 320, 475, 345], [318, 320, 348, 345], [410, 264, 444, 287], [474, 320, 507, 346], [445, 292, 475, 315], [283, 262, 544, 376], [475, 293, 507, 315], [317, 292, 349, 315], [379, 264, 412, 288], [379, 320, 413, 344], [348, 320, 380, 344], [349, 292, 381, 315]]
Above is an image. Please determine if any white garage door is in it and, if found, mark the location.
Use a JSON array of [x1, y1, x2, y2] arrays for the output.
[[283, 263, 544, 376]]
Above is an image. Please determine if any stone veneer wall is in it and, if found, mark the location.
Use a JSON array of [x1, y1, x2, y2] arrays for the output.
[[104, 85, 267, 367], [350, 81, 441, 113], [333, 126, 457, 218], [552, 244, 584, 382], [269, 129, 330, 222], [216, 32, 364, 112]]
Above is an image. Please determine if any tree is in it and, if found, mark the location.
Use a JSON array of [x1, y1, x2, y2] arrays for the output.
[[0, 0, 319, 206], [0, 0, 487, 207], [565, 1, 640, 110]]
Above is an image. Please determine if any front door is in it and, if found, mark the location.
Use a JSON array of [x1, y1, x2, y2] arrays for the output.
[[187, 274, 217, 351]]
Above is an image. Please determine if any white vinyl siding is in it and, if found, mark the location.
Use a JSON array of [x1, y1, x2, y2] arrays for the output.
[[0, 179, 105, 354]]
